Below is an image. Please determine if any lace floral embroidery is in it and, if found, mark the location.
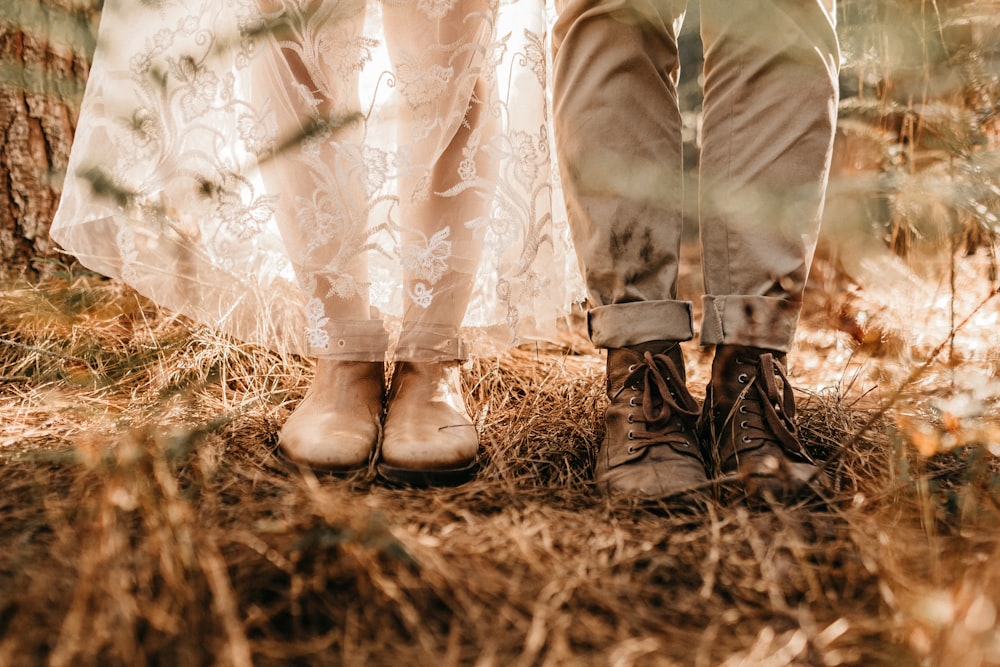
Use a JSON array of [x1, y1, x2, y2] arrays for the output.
[[395, 60, 454, 109], [521, 29, 546, 85], [402, 226, 452, 287], [217, 190, 278, 241], [508, 130, 539, 186], [416, 0, 458, 20], [51, 0, 584, 361], [237, 103, 278, 156], [174, 56, 220, 121], [407, 282, 434, 309], [304, 297, 331, 351]]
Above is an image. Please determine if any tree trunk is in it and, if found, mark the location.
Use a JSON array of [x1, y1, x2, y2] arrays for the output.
[[0, 2, 96, 277]]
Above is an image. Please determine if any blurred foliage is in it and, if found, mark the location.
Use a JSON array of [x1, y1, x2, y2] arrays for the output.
[[3, 0, 997, 266], [0, 2, 99, 55], [0, 1, 99, 102], [833, 0, 1000, 261]]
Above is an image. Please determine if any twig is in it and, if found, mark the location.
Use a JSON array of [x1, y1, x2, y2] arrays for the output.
[[0, 336, 93, 367], [822, 285, 1000, 472]]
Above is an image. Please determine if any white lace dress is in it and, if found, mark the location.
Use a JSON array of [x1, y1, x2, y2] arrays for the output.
[[52, 0, 581, 361]]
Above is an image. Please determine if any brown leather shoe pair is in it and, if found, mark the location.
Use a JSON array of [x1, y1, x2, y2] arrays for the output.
[[278, 359, 478, 486], [595, 342, 819, 500]]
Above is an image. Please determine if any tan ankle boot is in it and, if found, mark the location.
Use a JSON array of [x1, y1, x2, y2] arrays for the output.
[[595, 341, 708, 497], [702, 346, 818, 499], [379, 360, 479, 486], [278, 359, 384, 473]]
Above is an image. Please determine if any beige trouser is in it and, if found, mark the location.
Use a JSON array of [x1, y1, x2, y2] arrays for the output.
[[552, 0, 840, 353]]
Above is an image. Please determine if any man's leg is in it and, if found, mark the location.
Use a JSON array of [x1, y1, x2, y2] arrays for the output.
[[553, 0, 707, 497], [698, 0, 840, 498]]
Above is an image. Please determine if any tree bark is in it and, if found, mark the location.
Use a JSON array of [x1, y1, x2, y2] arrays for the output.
[[0, 2, 96, 277]]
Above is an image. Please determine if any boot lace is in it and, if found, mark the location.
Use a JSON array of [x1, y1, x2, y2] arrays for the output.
[[733, 352, 812, 463], [616, 351, 700, 457]]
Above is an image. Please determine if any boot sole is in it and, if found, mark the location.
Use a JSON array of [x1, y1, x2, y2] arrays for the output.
[[274, 443, 374, 478], [714, 468, 828, 506], [377, 459, 479, 487]]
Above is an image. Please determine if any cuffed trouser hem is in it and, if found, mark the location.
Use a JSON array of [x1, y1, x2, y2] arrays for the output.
[[699, 295, 801, 353], [588, 300, 694, 349], [311, 319, 390, 362], [396, 323, 467, 362]]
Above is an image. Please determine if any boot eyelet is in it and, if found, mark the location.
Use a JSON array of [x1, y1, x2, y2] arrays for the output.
[[740, 420, 748, 429], [628, 364, 638, 372], [738, 405, 748, 414], [626, 415, 634, 423], [627, 431, 635, 440], [628, 384, 639, 391], [738, 373, 749, 384], [627, 446, 636, 454], [628, 397, 638, 407], [742, 435, 752, 444]]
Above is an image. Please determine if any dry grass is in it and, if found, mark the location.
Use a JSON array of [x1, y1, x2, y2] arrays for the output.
[[1, 268, 1000, 667]]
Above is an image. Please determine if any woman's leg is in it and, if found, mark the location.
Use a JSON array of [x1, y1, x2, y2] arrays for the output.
[[378, 0, 499, 484], [255, 0, 388, 471]]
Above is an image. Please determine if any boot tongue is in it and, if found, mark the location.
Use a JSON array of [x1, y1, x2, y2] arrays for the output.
[[637, 351, 699, 422], [626, 340, 686, 386], [752, 354, 809, 460], [758, 353, 781, 399], [756, 353, 796, 422]]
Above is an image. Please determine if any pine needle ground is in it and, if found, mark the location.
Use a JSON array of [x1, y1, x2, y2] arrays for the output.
[[1, 268, 999, 667]]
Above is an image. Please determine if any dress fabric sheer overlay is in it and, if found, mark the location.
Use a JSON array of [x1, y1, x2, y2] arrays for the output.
[[52, 0, 580, 361]]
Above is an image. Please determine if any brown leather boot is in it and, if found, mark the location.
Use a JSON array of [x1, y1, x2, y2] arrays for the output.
[[379, 360, 479, 486], [703, 345, 818, 499], [594, 341, 708, 497], [279, 359, 384, 473]]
